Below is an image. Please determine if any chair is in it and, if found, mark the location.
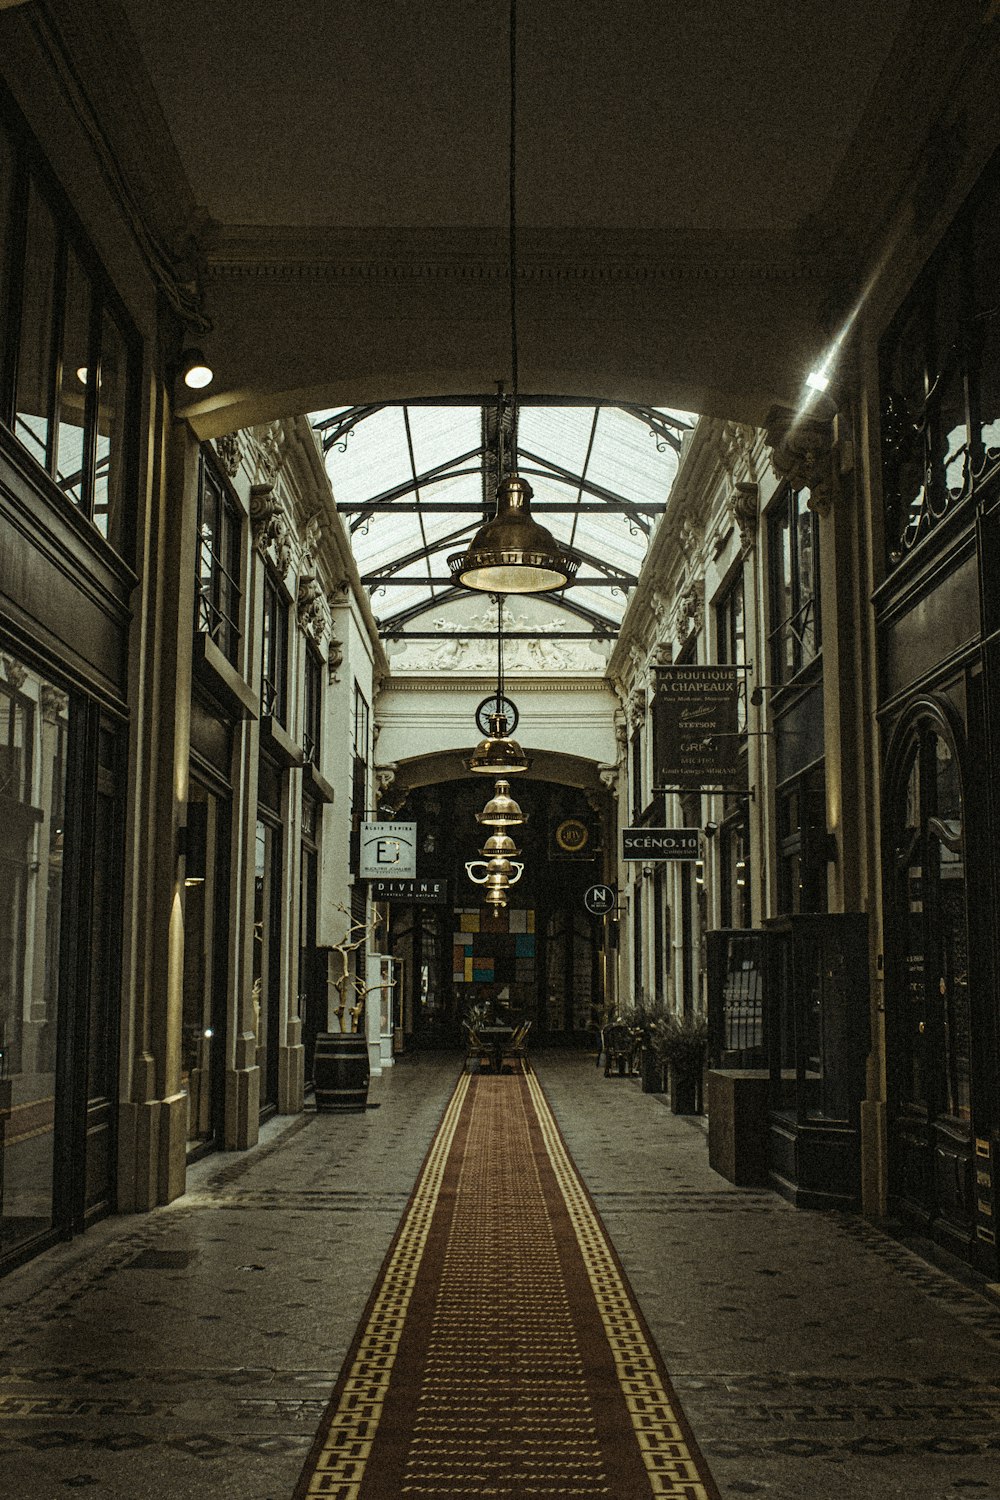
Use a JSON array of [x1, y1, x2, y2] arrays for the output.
[[601, 1021, 636, 1077], [503, 1019, 533, 1073], [463, 1022, 490, 1073]]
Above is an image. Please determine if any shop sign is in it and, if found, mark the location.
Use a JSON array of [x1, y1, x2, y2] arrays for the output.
[[359, 821, 417, 879], [652, 664, 745, 791], [622, 828, 699, 861], [370, 877, 448, 903]]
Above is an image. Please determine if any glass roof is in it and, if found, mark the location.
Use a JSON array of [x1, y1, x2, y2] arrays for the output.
[[311, 399, 694, 640]]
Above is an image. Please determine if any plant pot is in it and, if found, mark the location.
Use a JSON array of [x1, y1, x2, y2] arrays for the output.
[[669, 1066, 703, 1115], [313, 1031, 370, 1112], [640, 1047, 665, 1093]]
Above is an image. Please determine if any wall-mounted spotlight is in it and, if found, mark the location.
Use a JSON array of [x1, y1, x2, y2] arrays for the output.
[[805, 369, 831, 393], [179, 348, 214, 391], [704, 821, 719, 839]]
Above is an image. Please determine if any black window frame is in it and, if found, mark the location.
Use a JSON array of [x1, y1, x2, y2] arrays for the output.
[[195, 455, 243, 666], [302, 643, 322, 766], [879, 148, 1000, 570], [0, 87, 141, 563], [261, 567, 289, 724], [768, 484, 821, 688]]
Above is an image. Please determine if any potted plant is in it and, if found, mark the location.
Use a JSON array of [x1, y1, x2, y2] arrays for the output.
[[652, 1013, 708, 1114], [632, 1000, 665, 1093]]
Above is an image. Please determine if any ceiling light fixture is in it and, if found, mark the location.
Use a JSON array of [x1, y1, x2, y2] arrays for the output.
[[447, 0, 578, 595], [468, 595, 528, 773], [805, 368, 831, 393], [179, 348, 214, 390]]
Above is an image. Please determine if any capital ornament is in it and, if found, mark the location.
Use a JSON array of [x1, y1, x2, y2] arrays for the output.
[[375, 764, 399, 806], [765, 407, 836, 515], [297, 578, 332, 644], [250, 422, 284, 484], [627, 689, 646, 731], [729, 481, 759, 555], [214, 431, 242, 477], [598, 763, 620, 797], [1, 654, 28, 691], [677, 579, 704, 639], [250, 485, 295, 575], [40, 684, 69, 722]]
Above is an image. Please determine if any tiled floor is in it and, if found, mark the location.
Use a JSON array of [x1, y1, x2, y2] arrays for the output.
[[1, 1051, 999, 1499]]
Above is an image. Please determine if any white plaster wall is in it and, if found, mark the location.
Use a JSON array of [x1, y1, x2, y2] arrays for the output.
[[376, 676, 619, 771]]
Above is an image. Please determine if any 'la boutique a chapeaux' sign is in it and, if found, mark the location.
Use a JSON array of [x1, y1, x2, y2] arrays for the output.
[[652, 664, 745, 791], [359, 821, 417, 879]]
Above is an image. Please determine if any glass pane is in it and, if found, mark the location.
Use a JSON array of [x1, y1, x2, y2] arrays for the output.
[[0, 654, 70, 1255], [93, 307, 129, 550], [930, 245, 968, 509], [794, 491, 819, 666], [87, 730, 117, 1104], [882, 301, 929, 557], [15, 182, 58, 472], [54, 247, 93, 511], [182, 787, 217, 1145], [972, 180, 1000, 459], [931, 736, 970, 1122], [900, 752, 927, 1109], [0, 120, 16, 390]]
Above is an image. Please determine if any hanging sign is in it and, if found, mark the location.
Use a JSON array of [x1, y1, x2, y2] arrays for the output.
[[370, 877, 448, 904], [584, 883, 616, 915], [359, 821, 417, 879], [622, 828, 699, 861], [652, 664, 745, 791]]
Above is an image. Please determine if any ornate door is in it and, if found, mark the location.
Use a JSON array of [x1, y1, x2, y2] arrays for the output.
[[887, 711, 975, 1251]]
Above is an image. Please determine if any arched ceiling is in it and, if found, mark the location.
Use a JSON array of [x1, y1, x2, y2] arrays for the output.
[[4, 0, 986, 434]]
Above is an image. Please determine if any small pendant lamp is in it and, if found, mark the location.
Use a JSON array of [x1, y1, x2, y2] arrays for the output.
[[475, 779, 525, 829]]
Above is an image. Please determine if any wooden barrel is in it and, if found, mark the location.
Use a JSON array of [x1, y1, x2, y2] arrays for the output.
[[313, 1031, 370, 1113]]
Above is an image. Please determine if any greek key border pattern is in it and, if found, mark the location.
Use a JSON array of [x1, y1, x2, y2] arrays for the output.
[[302, 1074, 469, 1498], [525, 1070, 715, 1500]]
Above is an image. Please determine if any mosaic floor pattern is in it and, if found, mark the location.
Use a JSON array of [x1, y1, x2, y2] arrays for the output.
[[294, 1069, 719, 1499]]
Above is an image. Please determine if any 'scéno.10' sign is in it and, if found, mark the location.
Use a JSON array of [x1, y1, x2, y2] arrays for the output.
[[359, 821, 417, 879]]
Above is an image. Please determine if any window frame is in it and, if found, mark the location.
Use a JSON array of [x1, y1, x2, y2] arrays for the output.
[[767, 485, 821, 688], [195, 455, 243, 666], [260, 567, 289, 724], [0, 90, 141, 561]]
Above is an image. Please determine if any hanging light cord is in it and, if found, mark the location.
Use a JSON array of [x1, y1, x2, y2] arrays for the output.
[[508, 0, 519, 466]]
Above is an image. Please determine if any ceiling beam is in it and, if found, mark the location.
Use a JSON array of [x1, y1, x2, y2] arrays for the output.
[[361, 575, 633, 586]]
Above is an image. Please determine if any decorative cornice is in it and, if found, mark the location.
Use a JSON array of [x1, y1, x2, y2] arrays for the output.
[[204, 226, 839, 290], [765, 405, 836, 515]]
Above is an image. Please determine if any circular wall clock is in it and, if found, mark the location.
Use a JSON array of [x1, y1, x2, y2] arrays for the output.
[[475, 693, 519, 735]]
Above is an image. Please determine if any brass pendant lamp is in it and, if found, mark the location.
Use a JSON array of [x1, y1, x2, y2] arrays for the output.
[[468, 595, 529, 774], [475, 778, 525, 829], [447, 0, 578, 596]]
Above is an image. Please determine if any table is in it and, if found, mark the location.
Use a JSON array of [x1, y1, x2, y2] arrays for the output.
[[478, 1025, 514, 1076]]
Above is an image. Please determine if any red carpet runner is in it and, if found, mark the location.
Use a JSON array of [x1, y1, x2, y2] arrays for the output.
[[294, 1069, 719, 1498]]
